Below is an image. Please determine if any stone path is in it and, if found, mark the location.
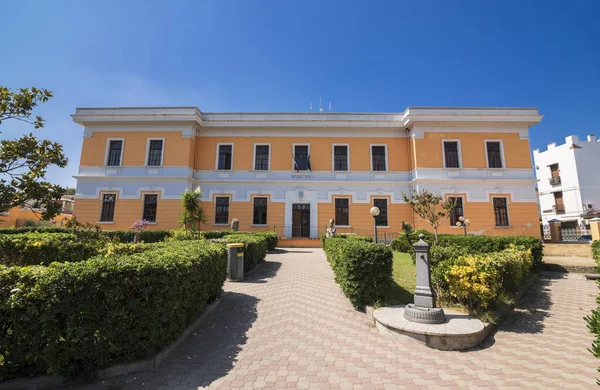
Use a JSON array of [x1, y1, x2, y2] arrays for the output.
[[75, 248, 598, 389]]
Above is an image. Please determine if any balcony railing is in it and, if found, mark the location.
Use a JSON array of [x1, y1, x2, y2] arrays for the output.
[[549, 176, 561, 186]]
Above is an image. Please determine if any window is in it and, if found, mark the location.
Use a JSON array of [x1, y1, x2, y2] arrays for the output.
[[254, 145, 270, 171], [215, 197, 229, 224], [553, 191, 565, 213], [253, 197, 268, 225], [293, 145, 310, 171], [100, 194, 116, 222], [217, 145, 233, 170], [373, 199, 388, 226], [443, 141, 460, 168], [371, 146, 387, 171], [333, 145, 348, 171], [147, 140, 164, 166], [550, 163, 559, 178], [142, 194, 158, 222], [106, 140, 123, 166], [449, 197, 464, 226], [486, 141, 503, 168], [493, 198, 509, 227], [335, 198, 350, 226]]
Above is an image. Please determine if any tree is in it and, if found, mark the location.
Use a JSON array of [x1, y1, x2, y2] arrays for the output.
[[402, 189, 456, 244], [179, 187, 207, 237], [64, 188, 76, 195], [0, 87, 67, 219]]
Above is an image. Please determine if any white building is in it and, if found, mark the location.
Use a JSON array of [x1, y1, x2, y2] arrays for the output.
[[534, 134, 600, 227]]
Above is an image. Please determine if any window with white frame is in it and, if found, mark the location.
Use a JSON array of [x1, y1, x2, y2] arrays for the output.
[[486, 141, 503, 168], [100, 194, 116, 222], [253, 197, 268, 225], [215, 197, 230, 224], [254, 145, 270, 171], [293, 145, 310, 171], [217, 144, 233, 170], [493, 197, 509, 226], [146, 139, 164, 166], [142, 194, 158, 222], [333, 145, 349, 171], [373, 199, 388, 226], [106, 140, 123, 166], [443, 141, 460, 168], [335, 198, 350, 226], [371, 145, 387, 171]]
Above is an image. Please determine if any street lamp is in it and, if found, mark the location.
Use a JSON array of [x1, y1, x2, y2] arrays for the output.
[[370, 206, 380, 243], [455, 216, 471, 235]]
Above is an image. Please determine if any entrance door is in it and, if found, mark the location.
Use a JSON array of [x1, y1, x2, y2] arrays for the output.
[[292, 204, 311, 238]]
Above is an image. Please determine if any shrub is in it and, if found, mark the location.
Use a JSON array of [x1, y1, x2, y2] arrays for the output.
[[103, 229, 173, 243], [321, 233, 373, 250], [227, 231, 279, 251], [442, 245, 533, 311], [0, 226, 72, 235], [586, 240, 600, 374], [323, 238, 393, 308], [0, 240, 227, 379], [222, 234, 268, 271], [390, 229, 434, 252], [592, 240, 600, 261], [0, 232, 101, 266], [98, 242, 147, 257]]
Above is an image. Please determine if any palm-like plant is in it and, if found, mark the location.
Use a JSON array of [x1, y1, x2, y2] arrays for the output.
[[179, 187, 207, 237]]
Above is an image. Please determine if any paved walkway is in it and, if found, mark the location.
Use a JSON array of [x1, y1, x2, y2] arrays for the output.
[[77, 249, 598, 389]]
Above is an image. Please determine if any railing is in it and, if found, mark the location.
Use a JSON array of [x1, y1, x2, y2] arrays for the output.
[[549, 176, 561, 186], [272, 225, 321, 239], [560, 227, 591, 242], [541, 224, 552, 241]]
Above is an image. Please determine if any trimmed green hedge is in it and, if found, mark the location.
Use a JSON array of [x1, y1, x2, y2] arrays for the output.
[[320, 233, 373, 249], [389, 230, 434, 252], [323, 238, 393, 308], [592, 240, 600, 261], [222, 235, 268, 271], [391, 233, 544, 268], [0, 240, 227, 380], [201, 231, 278, 251], [0, 227, 173, 243], [0, 232, 102, 266]]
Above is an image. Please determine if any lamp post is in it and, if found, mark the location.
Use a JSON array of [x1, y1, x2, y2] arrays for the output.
[[455, 216, 470, 235], [370, 206, 380, 243]]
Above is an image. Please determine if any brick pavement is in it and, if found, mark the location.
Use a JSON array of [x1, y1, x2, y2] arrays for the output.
[[75, 248, 599, 389]]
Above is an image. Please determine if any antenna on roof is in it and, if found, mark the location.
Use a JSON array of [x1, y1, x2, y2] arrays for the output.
[[319, 97, 323, 113], [309, 101, 312, 112]]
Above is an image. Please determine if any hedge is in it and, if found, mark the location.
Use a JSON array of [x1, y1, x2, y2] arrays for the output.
[[200, 231, 278, 251], [586, 241, 600, 373], [323, 238, 393, 308], [0, 240, 227, 380], [0, 227, 173, 243], [0, 232, 102, 266], [389, 230, 434, 252], [320, 233, 373, 249], [391, 233, 544, 268], [222, 234, 268, 271]]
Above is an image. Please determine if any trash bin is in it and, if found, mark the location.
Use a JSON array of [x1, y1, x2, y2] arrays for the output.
[[226, 243, 244, 281]]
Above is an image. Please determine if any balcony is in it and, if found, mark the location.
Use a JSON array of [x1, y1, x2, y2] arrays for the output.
[[549, 176, 561, 186]]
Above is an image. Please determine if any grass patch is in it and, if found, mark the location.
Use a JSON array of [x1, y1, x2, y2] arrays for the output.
[[385, 251, 415, 305]]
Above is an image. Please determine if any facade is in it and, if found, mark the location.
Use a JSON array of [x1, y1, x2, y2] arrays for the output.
[[534, 134, 600, 227], [72, 107, 542, 238], [0, 196, 74, 228]]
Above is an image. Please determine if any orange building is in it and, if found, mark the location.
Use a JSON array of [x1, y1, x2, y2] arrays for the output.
[[71, 107, 542, 238]]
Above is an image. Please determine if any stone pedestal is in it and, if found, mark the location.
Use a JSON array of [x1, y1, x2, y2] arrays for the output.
[[404, 235, 445, 324]]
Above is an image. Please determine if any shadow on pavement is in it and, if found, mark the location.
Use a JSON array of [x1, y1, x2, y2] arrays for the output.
[[496, 276, 554, 335], [242, 260, 281, 283]]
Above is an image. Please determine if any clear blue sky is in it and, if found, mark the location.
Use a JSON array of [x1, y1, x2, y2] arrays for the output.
[[1, 0, 599, 187]]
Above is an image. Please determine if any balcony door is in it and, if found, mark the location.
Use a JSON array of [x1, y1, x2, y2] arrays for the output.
[[554, 191, 564, 213]]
